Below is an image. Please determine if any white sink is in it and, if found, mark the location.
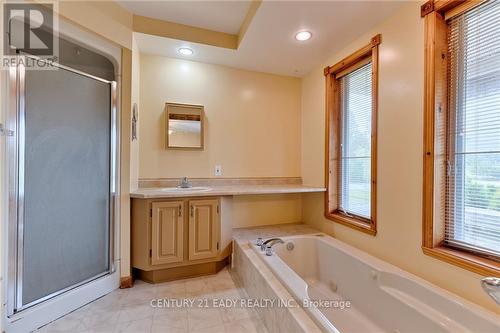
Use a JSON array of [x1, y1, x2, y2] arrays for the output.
[[160, 186, 211, 193]]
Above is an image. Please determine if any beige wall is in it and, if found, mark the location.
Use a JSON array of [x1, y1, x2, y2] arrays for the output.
[[300, 2, 500, 314], [130, 36, 141, 191], [121, 36, 140, 278], [139, 55, 301, 179], [138, 55, 303, 228], [55, 1, 133, 49], [232, 194, 302, 229]]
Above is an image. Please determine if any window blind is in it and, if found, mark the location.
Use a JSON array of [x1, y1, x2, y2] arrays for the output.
[[446, 0, 500, 257], [339, 62, 372, 219]]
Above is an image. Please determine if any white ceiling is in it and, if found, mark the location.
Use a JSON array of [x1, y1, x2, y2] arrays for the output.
[[131, 1, 406, 77], [118, 0, 252, 34]]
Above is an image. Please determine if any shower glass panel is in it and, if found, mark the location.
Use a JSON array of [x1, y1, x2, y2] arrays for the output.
[[20, 66, 112, 306]]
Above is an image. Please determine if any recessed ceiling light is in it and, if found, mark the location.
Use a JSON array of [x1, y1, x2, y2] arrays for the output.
[[178, 48, 193, 56], [295, 31, 312, 41]]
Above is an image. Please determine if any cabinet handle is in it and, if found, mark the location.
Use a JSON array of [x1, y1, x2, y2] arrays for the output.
[[190, 205, 194, 217], [179, 204, 182, 217]]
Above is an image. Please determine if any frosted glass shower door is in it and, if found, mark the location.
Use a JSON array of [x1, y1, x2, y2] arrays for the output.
[[18, 65, 115, 308]]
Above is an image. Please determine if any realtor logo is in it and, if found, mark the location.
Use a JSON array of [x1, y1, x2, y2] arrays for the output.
[[2, 2, 58, 68], [4, 3, 54, 55]]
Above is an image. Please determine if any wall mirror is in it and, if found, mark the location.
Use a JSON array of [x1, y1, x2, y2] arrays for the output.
[[165, 103, 204, 150]]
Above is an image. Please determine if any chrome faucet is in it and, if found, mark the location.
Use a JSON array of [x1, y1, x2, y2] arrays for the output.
[[262, 238, 285, 256], [260, 238, 284, 251], [481, 277, 500, 305], [177, 177, 192, 188]]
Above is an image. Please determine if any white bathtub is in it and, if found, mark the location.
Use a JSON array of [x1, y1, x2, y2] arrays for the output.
[[250, 234, 500, 333]]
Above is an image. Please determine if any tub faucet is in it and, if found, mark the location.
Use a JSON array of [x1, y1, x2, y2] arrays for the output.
[[177, 177, 192, 188], [481, 277, 500, 305], [260, 238, 284, 251], [263, 238, 285, 256]]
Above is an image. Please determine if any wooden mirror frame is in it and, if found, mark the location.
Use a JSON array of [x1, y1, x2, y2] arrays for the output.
[[165, 102, 205, 150]]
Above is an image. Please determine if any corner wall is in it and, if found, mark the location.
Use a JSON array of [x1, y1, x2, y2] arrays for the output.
[[55, 0, 133, 49], [300, 1, 500, 314], [130, 37, 141, 192]]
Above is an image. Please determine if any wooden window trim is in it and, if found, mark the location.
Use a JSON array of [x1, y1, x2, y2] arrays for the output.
[[421, 0, 500, 276], [323, 35, 380, 236], [420, 0, 485, 17]]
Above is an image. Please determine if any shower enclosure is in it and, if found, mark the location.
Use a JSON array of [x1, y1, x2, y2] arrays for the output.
[[6, 47, 119, 319]]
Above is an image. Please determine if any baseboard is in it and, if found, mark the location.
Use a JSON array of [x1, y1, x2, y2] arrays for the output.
[[133, 257, 230, 283], [119, 275, 134, 289]]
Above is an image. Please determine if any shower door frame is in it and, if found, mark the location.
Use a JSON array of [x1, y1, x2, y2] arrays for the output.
[[6, 55, 120, 316]]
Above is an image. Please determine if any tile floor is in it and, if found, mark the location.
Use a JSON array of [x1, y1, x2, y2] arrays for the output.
[[37, 267, 268, 333]]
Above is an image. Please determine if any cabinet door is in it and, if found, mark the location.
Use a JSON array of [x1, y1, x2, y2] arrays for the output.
[[151, 201, 184, 265], [188, 199, 219, 261]]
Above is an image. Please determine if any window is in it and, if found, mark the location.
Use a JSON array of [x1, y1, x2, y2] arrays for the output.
[[339, 63, 372, 219], [422, 0, 500, 275], [324, 35, 380, 235]]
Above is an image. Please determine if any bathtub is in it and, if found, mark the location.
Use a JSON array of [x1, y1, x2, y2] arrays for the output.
[[250, 234, 500, 333]]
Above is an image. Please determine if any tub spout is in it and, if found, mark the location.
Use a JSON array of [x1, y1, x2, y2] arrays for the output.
[[481, 277, 500, 305], [260, 238, 285, 251], [264, 239, 285, 256]]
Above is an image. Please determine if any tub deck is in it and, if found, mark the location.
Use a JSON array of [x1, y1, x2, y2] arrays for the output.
[[232, 223, 320, 243]]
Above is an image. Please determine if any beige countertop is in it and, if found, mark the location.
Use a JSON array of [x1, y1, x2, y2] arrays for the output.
[[130, 184, 326, 199], [232, 223, 321, 244]]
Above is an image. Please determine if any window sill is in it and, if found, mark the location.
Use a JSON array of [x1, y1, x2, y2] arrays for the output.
[[325, 211, 376, 236], [422, 246, 500, 276]]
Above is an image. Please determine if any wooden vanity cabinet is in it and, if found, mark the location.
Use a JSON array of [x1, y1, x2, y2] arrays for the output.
[[131, 196, 232, 283]]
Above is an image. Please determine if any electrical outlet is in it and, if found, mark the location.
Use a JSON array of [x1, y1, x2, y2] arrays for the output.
[[215, 165, 222, 176]]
